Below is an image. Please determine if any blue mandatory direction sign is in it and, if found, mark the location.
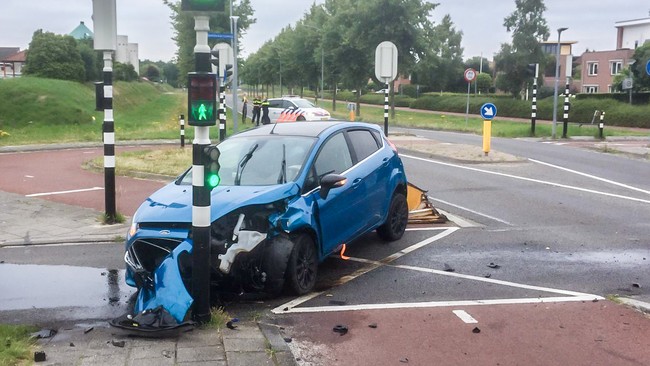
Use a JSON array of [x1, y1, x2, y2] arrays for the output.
[[646, 59, 650, 76], [480, 103, 497, 120]]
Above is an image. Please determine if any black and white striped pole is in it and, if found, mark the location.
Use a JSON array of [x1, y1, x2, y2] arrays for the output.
[[529, 63, 538, 135], [180, 114, 185, 148], [219, 85, 226, 141], [102, 51, 116, 223], [188, 14, 216, 324], [562, 79, 570, 138], [374, 41, 398, 136], [92, 0, 118, 224], [384, 84, 389, 134]]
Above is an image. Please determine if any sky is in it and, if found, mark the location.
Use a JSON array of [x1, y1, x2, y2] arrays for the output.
[[1, 0, 649, 62]]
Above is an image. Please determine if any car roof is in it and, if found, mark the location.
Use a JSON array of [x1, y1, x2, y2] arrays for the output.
[[231, 121, 380, 139]]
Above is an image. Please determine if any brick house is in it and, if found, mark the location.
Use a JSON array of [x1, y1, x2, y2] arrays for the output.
[[0, 48, 26, 78], [579, 49, 634, 93]]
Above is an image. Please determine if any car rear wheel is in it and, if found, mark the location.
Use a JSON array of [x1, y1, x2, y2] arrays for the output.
[[286, 233, 318, 295], [377, 192, 408, 241]]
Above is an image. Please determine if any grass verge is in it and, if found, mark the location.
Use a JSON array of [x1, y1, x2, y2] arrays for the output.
[[0, 324, 38, 366]]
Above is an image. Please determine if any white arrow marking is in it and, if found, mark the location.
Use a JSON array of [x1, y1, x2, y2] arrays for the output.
[[483, 107, 494, 116]]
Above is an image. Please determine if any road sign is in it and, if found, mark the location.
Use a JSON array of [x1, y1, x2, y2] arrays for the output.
[[464, 68, 477, 83], [208, 32, 233, 40], [480, 103, 497, 120], [375, 41, 398, 83], [646, 60, 650, 76], [622, 78, 633, 90]]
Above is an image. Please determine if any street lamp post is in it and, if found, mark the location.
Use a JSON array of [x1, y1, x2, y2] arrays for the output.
[[552, 27, 568, 139]]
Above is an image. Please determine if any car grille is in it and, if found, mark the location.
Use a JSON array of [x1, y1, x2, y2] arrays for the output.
[[127, 237, 185, 273]]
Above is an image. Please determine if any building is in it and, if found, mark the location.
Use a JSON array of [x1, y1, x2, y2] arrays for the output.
[[579, 49, 634, 93], [0, 47, 26, 78], [576, 16, 649, 94], [69, 21, 140, 75]]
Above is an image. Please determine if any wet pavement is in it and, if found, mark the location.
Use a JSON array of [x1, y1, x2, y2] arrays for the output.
[[1, 135, 648, 365]]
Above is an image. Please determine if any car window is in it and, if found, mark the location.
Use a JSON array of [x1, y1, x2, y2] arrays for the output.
[[291, 99, 316, 108], [178, 136, 316, 186], [304, 132, 353, 192], [348, 129, 380, 162], [268, 100, 283, 108], [281, 100, 295, 109]]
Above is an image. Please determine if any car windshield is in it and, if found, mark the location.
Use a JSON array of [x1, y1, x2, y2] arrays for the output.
[[179, 135, 316, 186], [291, 99, 316, 108]]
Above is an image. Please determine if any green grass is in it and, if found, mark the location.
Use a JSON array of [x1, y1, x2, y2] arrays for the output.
[[0, 324, 38, 366], [322, 100, 644, 139]]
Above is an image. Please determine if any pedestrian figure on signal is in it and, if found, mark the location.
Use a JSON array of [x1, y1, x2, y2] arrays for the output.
[[261, 98, 270, 125], [252, 96, 262, 125]]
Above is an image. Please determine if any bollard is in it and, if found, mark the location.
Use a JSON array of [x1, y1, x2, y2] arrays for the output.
[[599, 111, 605, 140], [179, 114, 185, 148], [347, 102, 356, 122], [483, 119, 491, 156]]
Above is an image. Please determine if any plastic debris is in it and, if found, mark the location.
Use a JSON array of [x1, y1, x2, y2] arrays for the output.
[[368, 323, 378, 329], [487, 262, 501, 269], [34, 351, 46, 362], [111, 340, 125, 348], [30, 329, 56, 339], [443, 263, 455, 272], [472, 327, 481, 333], [284, 337, 293, 343], [83, 327, 94, 334], [399, 357, 409, 363], [333, 324, 348, 336]]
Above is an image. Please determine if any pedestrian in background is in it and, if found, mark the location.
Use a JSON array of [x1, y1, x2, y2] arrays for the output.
[[252, 96, 262, 126], [242, 96, 248, 123], [261, 98, 270, 125]]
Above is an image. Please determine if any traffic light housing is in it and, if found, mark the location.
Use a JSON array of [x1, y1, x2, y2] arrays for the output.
[[187, 72, 217, 126], [181, 0, 225, 12], [527, 63, 538, 78], [210, 49, 219, 76], [203, 145, 221, 190], [223, 64, 233, 83]]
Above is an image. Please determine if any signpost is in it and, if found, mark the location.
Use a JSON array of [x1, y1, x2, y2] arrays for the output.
[[464, 68, 477, 126], [480, 103, 497, 156], [375, 41, 398, 135]]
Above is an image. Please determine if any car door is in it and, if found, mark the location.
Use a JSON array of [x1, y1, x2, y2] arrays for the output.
[[305, 131, 367, 255], [346, 128, 387, 230], [268, 99, 284, 122]]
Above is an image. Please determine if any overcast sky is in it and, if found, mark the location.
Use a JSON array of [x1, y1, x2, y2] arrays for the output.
[[1, 0, 648, 62]]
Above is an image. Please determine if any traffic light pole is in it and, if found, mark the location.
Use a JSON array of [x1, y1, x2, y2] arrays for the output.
[[191, 15, 212, 324], [102, 51, 117, 223]]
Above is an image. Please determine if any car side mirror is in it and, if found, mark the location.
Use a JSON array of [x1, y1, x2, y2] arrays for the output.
[[319, 173, 347, 199]]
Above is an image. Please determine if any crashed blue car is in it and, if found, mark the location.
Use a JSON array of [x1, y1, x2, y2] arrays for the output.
[[123, 121, 408, 321]]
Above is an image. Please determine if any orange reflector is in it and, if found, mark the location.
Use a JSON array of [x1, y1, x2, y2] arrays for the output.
[[340, 243, 350, 260]]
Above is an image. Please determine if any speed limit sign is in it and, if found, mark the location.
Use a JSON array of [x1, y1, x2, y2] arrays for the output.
[[464, 68, 477, 83]]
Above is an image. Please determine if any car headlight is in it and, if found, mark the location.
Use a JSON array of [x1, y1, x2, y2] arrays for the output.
[[128, 220, 139, 239]]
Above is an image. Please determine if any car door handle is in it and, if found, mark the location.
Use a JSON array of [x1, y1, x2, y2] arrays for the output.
[[352, 178, 362, 187], [382, 157, 390, 166]]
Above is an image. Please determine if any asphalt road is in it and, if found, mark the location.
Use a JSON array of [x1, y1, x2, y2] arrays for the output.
[[1, 134, 649, 365]]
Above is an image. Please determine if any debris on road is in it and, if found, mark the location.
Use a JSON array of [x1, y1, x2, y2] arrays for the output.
[[368, 323, 378, 329], [30, 329, 56, 339], [34, 351, 46, 362], [333, 324, 348, 336], [407, 183, 447, 224], [472, 327, 481, 334], [83, 327, 93, 334], [443, 263, 455, 272], [111, 339, 125, 348], [488, 262, 501, 269]]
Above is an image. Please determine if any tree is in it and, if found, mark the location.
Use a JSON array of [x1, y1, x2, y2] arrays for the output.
[[114, 62, 138, 81], [144, 64, 161, 81], [630, 41, 650, 91], [163, 62, 180, 87], [24, 30, 85, 82], [494, 0, 549, 97], [476, 73, 493, 94], [163, 0, 255, 84]]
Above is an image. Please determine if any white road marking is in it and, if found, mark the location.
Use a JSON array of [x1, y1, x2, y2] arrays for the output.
[[26, 187, 104, 197], [529, 158, 650, 196], [401, 154, 650, 205], [428, 196, 512, 226], [452, 310, 478, 324]]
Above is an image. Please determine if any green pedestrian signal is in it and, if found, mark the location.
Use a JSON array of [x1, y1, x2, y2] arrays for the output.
[[188, 72, 217, 126], [181, 0, 225, 12], [203, 145, 221, 190]]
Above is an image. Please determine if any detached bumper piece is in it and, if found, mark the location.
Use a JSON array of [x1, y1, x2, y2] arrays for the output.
[[110, 306, 195, 337], [407, 183, 448, 224]]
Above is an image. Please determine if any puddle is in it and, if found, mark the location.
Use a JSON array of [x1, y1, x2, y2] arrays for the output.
[[0, 263, 135, 311]]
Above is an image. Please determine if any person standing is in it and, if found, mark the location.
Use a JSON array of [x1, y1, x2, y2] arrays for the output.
[[251, 96, 262, 126], [241, 96, 248, 124], [261, 98, 270, 125]]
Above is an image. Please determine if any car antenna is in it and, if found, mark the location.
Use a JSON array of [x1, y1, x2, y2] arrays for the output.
[[270, 121, 279, 134]]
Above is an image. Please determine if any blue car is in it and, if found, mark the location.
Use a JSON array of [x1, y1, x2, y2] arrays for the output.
[[124, 121, 408, 320]]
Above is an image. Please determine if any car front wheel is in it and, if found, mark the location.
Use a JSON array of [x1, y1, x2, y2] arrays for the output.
[[286, 233, 318, 295], [377, 192, 408, 241]]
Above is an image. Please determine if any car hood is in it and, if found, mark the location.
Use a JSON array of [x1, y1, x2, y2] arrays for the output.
[[134, 182, 301, 224]]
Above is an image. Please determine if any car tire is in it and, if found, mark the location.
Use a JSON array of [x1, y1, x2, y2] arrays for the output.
[[285, 233, 318, 295], [377, 192, 408, 241], [296, 115, 306, 121], [262, 235, 293, 295]]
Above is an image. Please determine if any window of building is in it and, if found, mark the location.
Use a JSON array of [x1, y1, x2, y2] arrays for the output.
[[610, 60, 622, 75], [584, 85, 598, 93], [587, 62, 598, 76]]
